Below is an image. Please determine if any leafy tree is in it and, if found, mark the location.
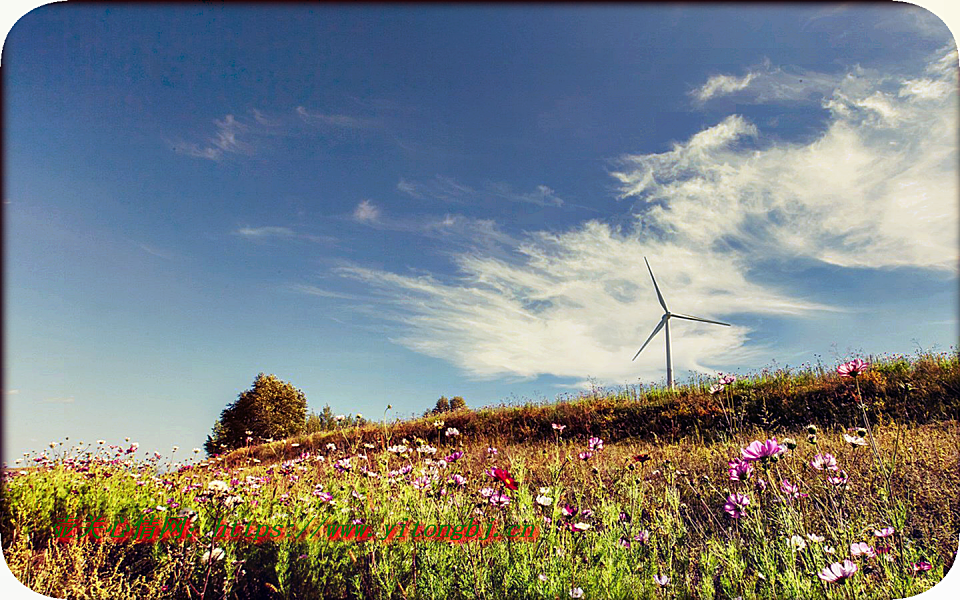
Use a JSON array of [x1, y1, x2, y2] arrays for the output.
[[433, 396, 450, 414], [204, 373, 307, 454], [450, 396, 467, 411]]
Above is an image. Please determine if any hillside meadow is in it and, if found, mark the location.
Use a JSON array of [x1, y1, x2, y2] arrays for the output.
[[1, 352, 958, 599]]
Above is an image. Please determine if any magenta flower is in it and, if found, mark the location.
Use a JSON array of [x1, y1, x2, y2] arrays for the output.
[[723, 493, 750, 518], [850, 542, 876, 558], [727, 458, 754, 481], [810, 453, 839, 471], [818, 560, 858, 583], [578, 451, 593, 461], [561, 504, 577, 518], [552, 423, 566, 432], [837, 359, 869, 378], [445, 450, 464, 462], [489, 493, 511, 507], [741, 439, 786, 462], [588, 437, 604, 451], [912, 561, 933, 574], [634, 530, 650, 544], [487, 467, 519, 490], [709, 384, 725, 395]]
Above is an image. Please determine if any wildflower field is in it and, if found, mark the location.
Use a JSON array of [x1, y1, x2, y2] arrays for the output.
[[2, 353, 958, 599]]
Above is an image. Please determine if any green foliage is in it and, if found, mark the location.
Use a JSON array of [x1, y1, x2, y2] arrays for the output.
[[449, 395, 467, 411], [205, 373, 307, 455], [434, 395, 450, 414]]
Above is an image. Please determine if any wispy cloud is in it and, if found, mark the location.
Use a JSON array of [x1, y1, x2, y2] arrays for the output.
[[42, 396, 75, 404], [331, 47, 956, 385], [352, 200, 381, 223], [296, 106, 376, 129], [398, 176, 567, 208], [137, 243, 175, 260], [173, 114, 253, 161], [174, 105, 378, 161], [627, 45, 958, 271], [233, 226, 336, 245], [6, 389, 19, 395], [397, 176, 475, 203], [690, 60, 840, 106], [289, 284, 358, 300]]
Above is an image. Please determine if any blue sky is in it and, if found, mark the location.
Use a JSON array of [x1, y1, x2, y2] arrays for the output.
[[4, 4, 957, 463]]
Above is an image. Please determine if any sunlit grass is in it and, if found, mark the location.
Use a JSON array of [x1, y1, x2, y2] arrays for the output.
[[1, 352, 957, 599]]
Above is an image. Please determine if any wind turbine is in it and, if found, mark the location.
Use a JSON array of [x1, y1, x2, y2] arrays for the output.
[[632, 257, 731, 389]]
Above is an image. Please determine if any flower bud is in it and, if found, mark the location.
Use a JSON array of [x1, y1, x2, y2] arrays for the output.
[[807, 434, 818, 445], [806, 424, 818, 435], [783, 437, 797, 450]]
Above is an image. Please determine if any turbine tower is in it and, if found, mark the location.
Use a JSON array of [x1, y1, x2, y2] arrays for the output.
[[632, 257, 731, 389]]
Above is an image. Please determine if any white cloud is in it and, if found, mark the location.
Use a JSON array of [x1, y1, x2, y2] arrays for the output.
[[353, 200, 380, 222], [173, 114, 253, 161], [6, 389, 19, 395], [235, 226, 296, 238], [234, 226, 335, 245], [622, 47, 958, 271], [327, 48, 956, 386], [398, 176, 567, 207], [691, 60, 841, 106], [694, 71, 759, 102], [290, 284, 358, 300], [296, 106, 374, 129], [42, 396, 75, 404], [397, 176, 474, 203]]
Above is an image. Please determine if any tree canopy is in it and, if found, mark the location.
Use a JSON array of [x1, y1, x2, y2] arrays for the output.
[[204, 373, 307, 455]]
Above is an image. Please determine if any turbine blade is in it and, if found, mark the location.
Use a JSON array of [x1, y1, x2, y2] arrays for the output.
[[670, 313, 731, 327], [644, 257, 669, 313], [632, 317, 666, 361]]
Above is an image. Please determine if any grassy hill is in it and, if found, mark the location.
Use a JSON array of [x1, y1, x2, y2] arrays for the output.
[[225, 351, 959, 468], [3, 351, 958, 599]]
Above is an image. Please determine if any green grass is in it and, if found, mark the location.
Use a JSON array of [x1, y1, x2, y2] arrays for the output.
[[1, 352, 958, 599]]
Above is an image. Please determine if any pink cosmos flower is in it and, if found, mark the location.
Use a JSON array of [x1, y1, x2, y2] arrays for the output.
[[810, 453, 839, 471], [873, 527, 894, 538], [489, 493, 511, 507], [552, 423, 566, 432], [653, 574, 670, 587], [741, 439, 786, 462], [837, 359, 869, 378], [850, 542, 876, 558], [724, 493, 750, 518], [709, 384, 725, 395], [780, 479, 807, 500], [588, 437, 604, 451], [827, 471, 849, 487], [818, 560, 858, 583], [912, 561, 933, 574], [634, 530, 650, 544], [578, 451, 593, 461], [561, 504, 577, 517], [728, 458, 754, 481]]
